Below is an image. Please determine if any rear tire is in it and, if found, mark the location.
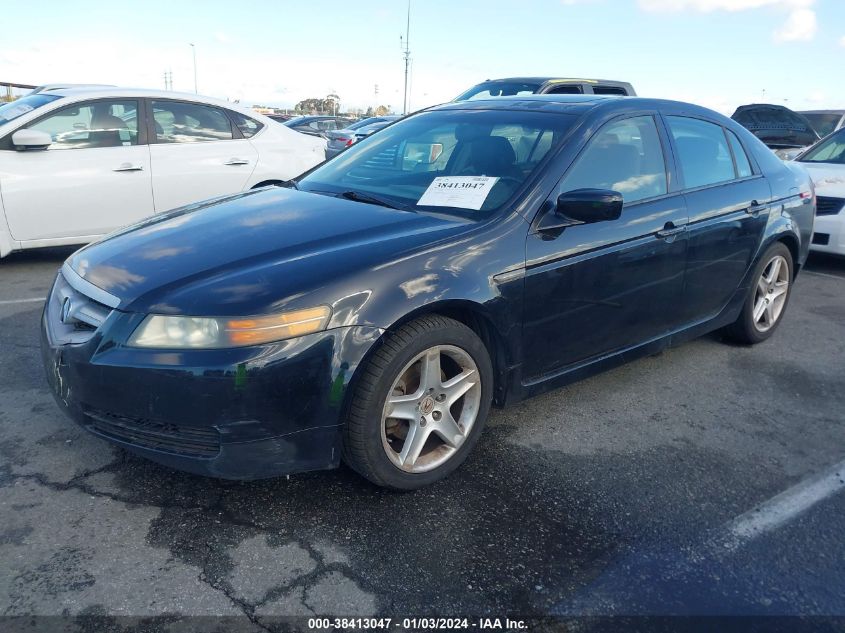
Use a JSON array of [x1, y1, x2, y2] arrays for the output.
[[342, 315, 493, 490], [723, 242, 793, 344]]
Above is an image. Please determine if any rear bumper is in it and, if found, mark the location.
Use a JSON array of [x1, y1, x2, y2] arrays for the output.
[[41, 299, 382, 479]]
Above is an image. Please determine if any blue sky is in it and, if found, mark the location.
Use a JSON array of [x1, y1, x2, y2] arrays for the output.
[[1, 0, 843, 114]]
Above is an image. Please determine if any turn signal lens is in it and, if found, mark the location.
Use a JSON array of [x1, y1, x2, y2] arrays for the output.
[[128, 306, 331, 349]]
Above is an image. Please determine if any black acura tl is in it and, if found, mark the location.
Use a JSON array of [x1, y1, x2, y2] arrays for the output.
[[41, 95, 815, 490]]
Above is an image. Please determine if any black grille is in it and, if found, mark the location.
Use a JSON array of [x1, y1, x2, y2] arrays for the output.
[[812, 233, 830, 246], [816, 196, 844, 216], [84, 408, 221, 458]]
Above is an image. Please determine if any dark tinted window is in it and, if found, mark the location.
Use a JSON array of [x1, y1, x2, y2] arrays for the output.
[[667, 117, 734, 189], [152, 101, 233, 143], [454, 81, 541, 101], [726, 129, 752, 178], [593, 86, 627, 95], [545, 85, 583, 94], [558, 115, 667, 204], [229, 111, 263, 138], [29, 100, 139, 149]]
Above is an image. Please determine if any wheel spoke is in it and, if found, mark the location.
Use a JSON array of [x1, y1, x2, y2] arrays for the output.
[[757, 277, 768, 296], [770, 281, 788, 300], [398, 421, 430, 468], [387, 393, 420, 421], [432, 411, 464, 448], [766, 258, 782, 284], [752, 297, 767, 323], [418, 349, 442, 392], [441, 369, 477, 405], [763, 302, 774, 327]]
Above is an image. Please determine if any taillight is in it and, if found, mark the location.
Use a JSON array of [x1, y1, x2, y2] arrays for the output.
[[336, 137, 349, 143], [345, 138, 355, 147]]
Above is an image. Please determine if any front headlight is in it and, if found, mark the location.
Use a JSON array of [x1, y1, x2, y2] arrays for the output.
[[128, 306, 332, 348]]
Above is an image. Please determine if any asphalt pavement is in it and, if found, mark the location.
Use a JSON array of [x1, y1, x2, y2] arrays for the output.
[[0, 247, 843, 631]]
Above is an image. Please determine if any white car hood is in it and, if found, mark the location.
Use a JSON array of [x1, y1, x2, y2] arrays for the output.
[[801, 163, 845, 197]]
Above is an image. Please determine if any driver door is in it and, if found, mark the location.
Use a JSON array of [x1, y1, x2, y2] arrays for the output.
[[0, 99, 153, 242], [522, 115, 689, 380]]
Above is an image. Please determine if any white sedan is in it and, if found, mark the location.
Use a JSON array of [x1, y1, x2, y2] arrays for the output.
[[793, 127, 845, 256], [0, 88, 326, 258]]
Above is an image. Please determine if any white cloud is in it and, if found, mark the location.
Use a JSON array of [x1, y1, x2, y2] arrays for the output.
[[840, 35, 845, 47], [773, 7, 817, 41], [638, 0, 817, 44]]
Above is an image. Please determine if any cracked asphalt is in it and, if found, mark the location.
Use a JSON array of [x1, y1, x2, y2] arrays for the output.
[[1, 247, 844, 630]]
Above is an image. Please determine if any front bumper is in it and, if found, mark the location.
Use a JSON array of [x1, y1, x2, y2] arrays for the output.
[[40, 278, 382, 479], [809, 213, 845, 256]]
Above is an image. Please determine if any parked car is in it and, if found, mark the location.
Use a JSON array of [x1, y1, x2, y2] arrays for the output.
[[798, 110, 845, 139], [0, 88, 326, 258], [792, 127, 845, 256], [325, 116, 401, 159], [42, 95, 814, 489], [454, 77, 636, 101], [731, 104, 819, 152], [283, 115, 356, 137], [265, 113, 297, 123]]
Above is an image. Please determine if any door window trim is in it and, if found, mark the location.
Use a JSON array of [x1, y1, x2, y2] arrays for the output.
[[531, 112, 676, 231], [0, 97, 147, 151], [660, 113, 764, 195], [145, 98, 241, 145]]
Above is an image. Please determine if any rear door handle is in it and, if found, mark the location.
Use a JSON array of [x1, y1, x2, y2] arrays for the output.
[[224, 158, 250, 166], [656, 223, 687, 239], [113, 163, 144, 172], [746, 200, 766, 215]]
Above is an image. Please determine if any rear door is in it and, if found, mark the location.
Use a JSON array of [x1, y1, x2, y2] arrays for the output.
[[663, 115, 772, 324], [148, 99, 258, 212], [522, 114, 688, 380], [0, 98, 153, 242]]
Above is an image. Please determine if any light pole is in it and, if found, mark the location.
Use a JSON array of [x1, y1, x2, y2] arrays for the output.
[[189, 43, 198, 93], [401, 0, 411, 115]]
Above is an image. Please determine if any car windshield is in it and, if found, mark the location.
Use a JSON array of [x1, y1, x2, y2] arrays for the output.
[[298, 108, 575, 218], [454, 81, 542, 101], [798, 128, 845, 165], [347, 117, 391, 131], [0, 94, 61, 126], [801, 113, 843, 138]]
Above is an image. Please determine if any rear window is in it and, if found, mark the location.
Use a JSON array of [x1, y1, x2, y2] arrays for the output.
[[593, 86, 628, 96], [667, 117, 735, 189], [801, 113, 843, 139]]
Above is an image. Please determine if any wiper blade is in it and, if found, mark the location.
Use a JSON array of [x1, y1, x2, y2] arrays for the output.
[[340, 190, 405, 210]]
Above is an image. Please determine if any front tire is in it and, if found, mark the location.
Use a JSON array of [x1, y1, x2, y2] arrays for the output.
[[342, 315, 493, 490], [724, 242, 794, 344]]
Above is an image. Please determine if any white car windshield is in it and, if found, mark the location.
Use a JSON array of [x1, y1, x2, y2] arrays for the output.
[[0, 94, 61, 126]]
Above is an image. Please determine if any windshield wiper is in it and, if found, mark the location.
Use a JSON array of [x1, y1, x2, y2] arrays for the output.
[[340, 190, 406, 210]]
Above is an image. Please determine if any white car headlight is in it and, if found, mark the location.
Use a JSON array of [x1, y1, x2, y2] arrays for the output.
[[128, 306, 332, 349]]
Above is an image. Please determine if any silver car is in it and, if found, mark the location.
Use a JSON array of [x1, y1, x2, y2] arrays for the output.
[[325, 116, 400, 159]]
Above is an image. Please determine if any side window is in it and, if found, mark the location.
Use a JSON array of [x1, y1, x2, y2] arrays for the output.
[[28, 100, 139, 150], [229, 111, 263, 138], [726, 129, 753, 178], [666, 116, 735, 189], [152, 101, 233, 143], [558, 115, 667, 204]]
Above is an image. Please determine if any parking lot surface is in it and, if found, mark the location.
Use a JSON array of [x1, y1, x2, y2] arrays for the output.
[[1, 248, 843, 629]]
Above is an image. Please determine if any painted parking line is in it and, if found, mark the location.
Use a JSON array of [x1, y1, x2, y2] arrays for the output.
[[720, 458, 845, 552], [0, 297, 45, 306]]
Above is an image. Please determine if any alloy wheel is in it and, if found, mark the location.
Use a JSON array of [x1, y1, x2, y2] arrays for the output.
[[381, 345, 481, 473], [752, 254, 790, 333]]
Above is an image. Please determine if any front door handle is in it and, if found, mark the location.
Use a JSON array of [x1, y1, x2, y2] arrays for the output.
[[113, 163, 144, 172], [224, 158, 250, 166], [656, 223, 686, 239]]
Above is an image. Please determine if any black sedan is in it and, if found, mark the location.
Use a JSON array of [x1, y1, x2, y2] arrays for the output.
[[41, 95, 815, 490]]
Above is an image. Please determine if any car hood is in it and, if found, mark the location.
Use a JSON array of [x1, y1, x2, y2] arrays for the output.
[[68, 188, 470, 315], [799, 162, 845, 196], [731, 104, 819, 148]]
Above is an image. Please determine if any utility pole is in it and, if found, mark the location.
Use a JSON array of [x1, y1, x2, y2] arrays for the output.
[[189, 43, 198, 93], [401, 0, 411, 115]]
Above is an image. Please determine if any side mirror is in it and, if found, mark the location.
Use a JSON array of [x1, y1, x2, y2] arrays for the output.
[[12, 129, 52, 151], [556, 188, 623, 224]]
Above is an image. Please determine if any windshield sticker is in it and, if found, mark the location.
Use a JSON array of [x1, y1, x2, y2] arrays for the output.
[[0, 103, 34, 122], [418, 176, 500, 210]]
